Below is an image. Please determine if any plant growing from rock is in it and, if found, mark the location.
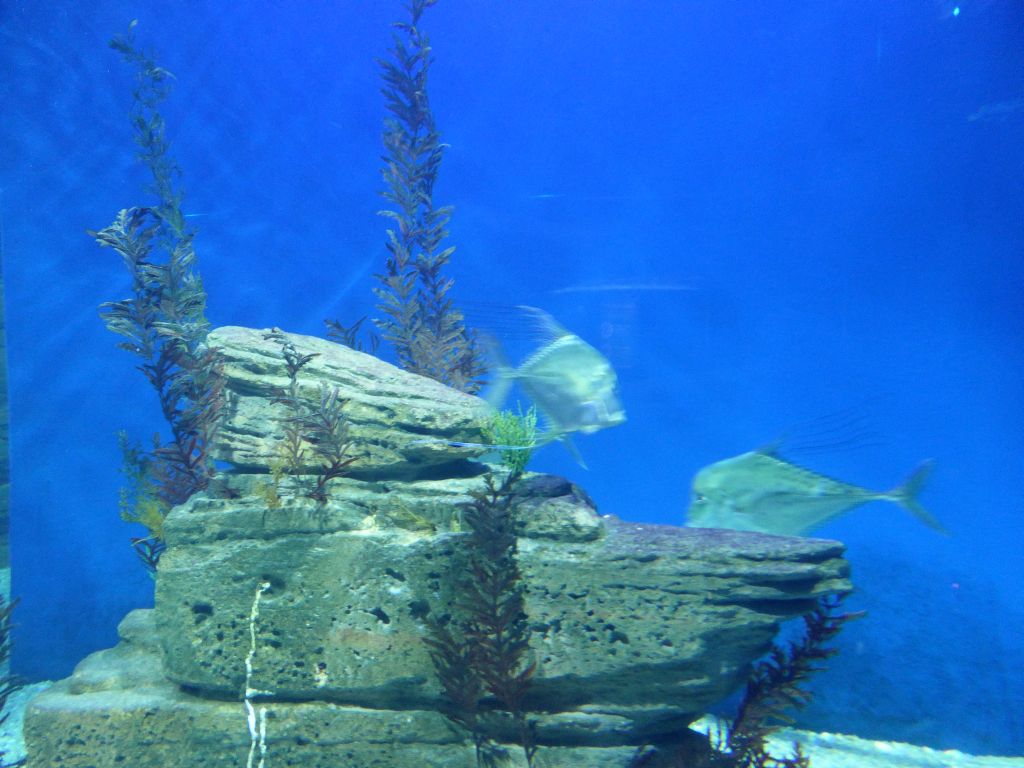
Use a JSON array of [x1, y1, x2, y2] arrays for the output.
[[295, 383, 358, 504], [264, 331, 358, 507], [94, 23, 223, 572], [369, 0, 486, 393], [630, 593, 862, 768], [426, 468, 538, 767], [265, 331, 318, 479], [93, 207, 223, 572], [481, 405, 538, 477]]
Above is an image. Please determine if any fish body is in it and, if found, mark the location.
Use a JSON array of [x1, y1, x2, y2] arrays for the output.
[[686, 449, 945, 536], [967, 96, 1024, 123], [487, 307, 625, 465]]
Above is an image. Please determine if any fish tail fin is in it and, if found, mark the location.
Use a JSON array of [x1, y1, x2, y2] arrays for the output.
[[890, 460, 948, 534]]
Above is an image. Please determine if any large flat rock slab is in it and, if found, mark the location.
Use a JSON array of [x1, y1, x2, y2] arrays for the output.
[[155, 476, 849, 743], [22, 610, 669, 768], [207, 326, 487, 478]]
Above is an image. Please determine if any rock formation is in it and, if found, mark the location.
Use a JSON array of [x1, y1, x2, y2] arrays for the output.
[[24, 327, 850, 767]]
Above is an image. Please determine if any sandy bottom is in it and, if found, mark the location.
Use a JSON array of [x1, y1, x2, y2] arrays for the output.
[[692, 716, 1024, 768], [0, 684, 1019, 766]]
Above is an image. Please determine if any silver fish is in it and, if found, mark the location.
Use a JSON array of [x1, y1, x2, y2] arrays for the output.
[[487, 306, 626, 466], [686, 449, 946, 536], [967, 96, 1024, 123]]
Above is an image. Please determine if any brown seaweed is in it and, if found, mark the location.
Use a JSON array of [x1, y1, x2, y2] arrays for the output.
[[264, 331, 358, 507], [630, 593, 862, 767], [370, 0, 486, 393], [92, 23, 224, 571], [426, 469, 538, 767]]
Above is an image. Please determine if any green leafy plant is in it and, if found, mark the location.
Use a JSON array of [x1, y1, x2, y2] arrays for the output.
[[481, 405, 538, 476], [371, 0, 486, 393]]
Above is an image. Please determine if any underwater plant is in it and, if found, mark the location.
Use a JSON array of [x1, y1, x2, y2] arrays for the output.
[[264, 331, 358, 506], [368, 0, 486, 393], [116, 430, 168, 570], [93, 208, 224, 571], [715, 594, 862, 766], [324, 316, 380, 355], [480, 405, 538, 477], [93, 24, 223, 571], [294, 383, 358, 504], [0, 596, 23, 768], [426, 469, 538, 767], [108, 20, 187, 238], [630, 593, 862, 767]]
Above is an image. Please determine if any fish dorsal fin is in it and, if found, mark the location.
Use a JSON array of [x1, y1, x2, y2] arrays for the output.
[[755, 440, 785, 458], [517, 305, 572, 343], [751, 445, 856, 491]]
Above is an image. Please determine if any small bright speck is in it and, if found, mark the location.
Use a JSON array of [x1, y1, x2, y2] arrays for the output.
[[953, 5, 960, 15]]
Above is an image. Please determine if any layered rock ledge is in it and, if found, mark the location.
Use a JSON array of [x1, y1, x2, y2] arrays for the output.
[[24, 328, 851, 767]]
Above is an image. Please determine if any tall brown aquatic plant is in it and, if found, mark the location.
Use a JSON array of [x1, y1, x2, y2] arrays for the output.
[[93, 22, 224, 572], [263, 331, 358, 508], [629, 593, 862, 768], [108, 20, 186, 239], [369, 0, 486, 393], [427, 412, 539, 766]]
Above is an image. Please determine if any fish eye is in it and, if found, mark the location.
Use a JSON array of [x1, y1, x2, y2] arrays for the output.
[[693, 493, 706, 503]]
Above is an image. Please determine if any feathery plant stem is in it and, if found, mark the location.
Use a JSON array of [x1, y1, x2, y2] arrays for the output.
[[93, 22, 223, 571], [109, 19, 187, 240], [373, 0, 485, 393], [630, 593, 862, 768], [427, 468, 538, 767]]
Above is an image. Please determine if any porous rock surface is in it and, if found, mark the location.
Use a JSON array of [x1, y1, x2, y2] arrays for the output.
[[23, 327, 851, 767], [207, 325, 488, 477]]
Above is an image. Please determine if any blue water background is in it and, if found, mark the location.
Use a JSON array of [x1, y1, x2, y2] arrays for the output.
[[2, 0, 1021, 755]]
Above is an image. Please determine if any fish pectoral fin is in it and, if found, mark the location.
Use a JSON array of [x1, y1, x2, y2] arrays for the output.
[[560, 434, 588, 469], [889, 459, 948, 535]]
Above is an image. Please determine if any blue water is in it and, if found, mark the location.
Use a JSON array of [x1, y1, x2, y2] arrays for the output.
[[1, 0, 1022, 757]]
